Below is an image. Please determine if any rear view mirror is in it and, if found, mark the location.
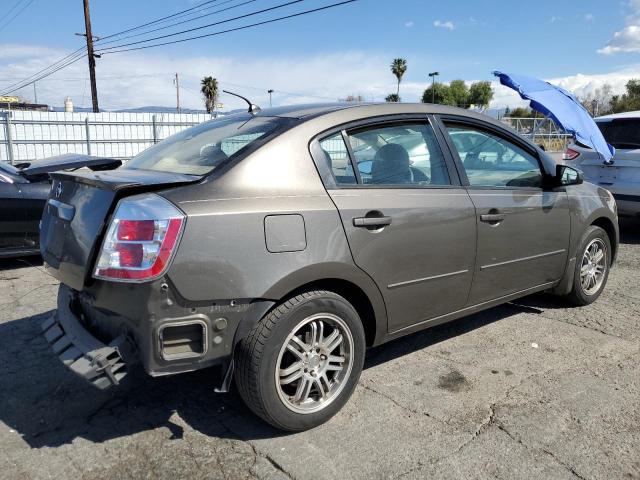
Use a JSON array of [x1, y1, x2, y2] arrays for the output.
[[556, 165, 583, 186]]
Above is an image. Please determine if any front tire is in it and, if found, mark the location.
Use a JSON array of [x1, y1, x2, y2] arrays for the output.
[[235, 290, 366, 431], [564, 226, 611, 306]]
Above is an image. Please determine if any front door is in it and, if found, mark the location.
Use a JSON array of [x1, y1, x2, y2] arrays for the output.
[[440, 119, 570, 305], [316, 119, 477, 333]]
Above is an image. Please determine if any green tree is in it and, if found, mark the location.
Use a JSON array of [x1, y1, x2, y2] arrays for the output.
[[448, 80, 469, 107], [609, 79, 640, 114], [421, 83, 453, 105], [390, 58, 408, 98], [385, 93, 400, 102], [507, 107, 536, 118], [469, 81, 494, 108], [421, 80, 494, 108], [201, 76, 219, 114]]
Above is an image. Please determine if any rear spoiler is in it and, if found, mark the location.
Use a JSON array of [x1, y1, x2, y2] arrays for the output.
[[15, 153, 122, 178]]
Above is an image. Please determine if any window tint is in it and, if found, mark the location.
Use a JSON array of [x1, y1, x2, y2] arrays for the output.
[[319, 133, 357, 185], [597, 119, 640, 149], [346, 123, 450, 186], [445, 124, 542, 188]]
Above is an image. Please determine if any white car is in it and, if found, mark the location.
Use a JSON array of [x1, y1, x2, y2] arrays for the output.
[[564, 111, 640, 217]]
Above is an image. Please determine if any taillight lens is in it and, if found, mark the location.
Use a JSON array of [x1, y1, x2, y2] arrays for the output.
[[94, 194, 185, 282], [563, 148, 581, 161]]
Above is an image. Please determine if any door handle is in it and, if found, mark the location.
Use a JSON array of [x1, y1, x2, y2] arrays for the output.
[[480, 213, 506, 223], [353, 216, 392, 228]]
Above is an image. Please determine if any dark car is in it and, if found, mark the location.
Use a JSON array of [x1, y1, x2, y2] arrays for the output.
[[0, 154, 121, 258], [39, 103, 618, 431]]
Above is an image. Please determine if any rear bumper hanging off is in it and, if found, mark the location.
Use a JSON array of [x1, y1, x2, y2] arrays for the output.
[[41, 291, 131, 390]]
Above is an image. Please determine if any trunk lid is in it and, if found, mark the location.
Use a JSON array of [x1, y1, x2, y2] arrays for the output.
[[40, 169, 199, 290]]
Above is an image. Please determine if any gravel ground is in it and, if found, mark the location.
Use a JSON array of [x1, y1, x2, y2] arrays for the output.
[[1, 220, 639, 480]]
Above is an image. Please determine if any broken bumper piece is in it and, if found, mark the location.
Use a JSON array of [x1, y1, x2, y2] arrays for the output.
[[42, 293, 129, 390]]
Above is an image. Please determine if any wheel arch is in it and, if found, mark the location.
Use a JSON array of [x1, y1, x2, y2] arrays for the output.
[[261, 262, 388, 347]]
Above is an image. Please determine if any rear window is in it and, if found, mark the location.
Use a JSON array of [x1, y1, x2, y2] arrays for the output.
[[597, 119, 640, 149], [124, 115, 289, 175]]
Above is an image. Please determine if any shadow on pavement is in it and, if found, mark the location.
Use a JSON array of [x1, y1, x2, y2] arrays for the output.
[[1, 301, 531, 448], [0, 256, 44, 272], [619, 218, 640, 245]]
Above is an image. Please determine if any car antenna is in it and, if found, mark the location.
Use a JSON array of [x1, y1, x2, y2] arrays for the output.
[[222, 90, 261, 115]]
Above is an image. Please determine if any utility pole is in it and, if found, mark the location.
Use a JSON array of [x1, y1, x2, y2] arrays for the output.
[[174, 73, 181, 113], [83, 0, 99, 112], [267, 89, 274, 107]]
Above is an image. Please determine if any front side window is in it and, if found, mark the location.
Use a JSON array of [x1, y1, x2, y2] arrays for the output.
[[346, 123, 451, 186], [445, 123, 542, 188], [124, 115, 290, 176]]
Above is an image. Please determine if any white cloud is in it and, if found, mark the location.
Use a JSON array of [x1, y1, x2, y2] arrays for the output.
[[433, 20, 455, 31], [599, 2, 640, 54], [3, 43, 640, 113], [599, 25, 640, 54], [549, 16, 562, 23], [404, 21, 414, 28], [584, 13, 594, 21], [0, 45, 402, 110]]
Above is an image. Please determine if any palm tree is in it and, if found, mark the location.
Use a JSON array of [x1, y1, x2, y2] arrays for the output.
[[201, 76, 219, 114], [390, 58, 408, 99]]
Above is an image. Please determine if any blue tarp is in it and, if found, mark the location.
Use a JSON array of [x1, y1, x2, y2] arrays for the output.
[[493, 71, 615, 162]]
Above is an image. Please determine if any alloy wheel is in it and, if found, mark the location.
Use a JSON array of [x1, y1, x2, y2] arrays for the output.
[[275, 313, 354, 414], [580, 238, 607, 296]]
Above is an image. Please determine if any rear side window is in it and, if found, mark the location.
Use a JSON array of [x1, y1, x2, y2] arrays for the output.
[[346, 123, 451, 186], [124, 115, 290, 176], [319, 133, 357, 185], [597, 119, 640, 149]]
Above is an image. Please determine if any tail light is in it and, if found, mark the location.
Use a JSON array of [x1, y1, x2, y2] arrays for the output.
[[94, 193, 185, 282], [563, 148, 581, 161]]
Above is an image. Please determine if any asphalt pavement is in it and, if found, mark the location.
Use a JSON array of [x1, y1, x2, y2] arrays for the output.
[[1, 221, 639, 480]]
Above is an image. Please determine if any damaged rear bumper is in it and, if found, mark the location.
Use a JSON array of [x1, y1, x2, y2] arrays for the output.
[[41, 288, 133, 390]]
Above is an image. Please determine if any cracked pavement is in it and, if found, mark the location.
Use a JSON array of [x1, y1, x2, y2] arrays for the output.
[[1, 221, 639, 480]]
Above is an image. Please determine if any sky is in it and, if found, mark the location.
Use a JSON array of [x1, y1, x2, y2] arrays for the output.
[[1, 0, 640, 111]]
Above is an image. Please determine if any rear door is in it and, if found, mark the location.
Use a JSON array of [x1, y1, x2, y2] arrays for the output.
[[312, 117, 477, 333], [438, 117, 570, 305]]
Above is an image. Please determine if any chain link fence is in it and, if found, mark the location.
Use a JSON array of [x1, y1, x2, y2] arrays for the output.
[[500, 117, 573, 152]]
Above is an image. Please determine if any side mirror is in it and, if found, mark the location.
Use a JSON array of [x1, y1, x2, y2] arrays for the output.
[[556, 165, 583, 186]]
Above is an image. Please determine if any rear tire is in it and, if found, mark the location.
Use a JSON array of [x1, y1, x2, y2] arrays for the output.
[[563, 226, 611, 306], [235, 290, 366, 431]]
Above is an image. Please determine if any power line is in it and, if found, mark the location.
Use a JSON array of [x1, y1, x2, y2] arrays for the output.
[[1, 52, 87, 95], [0, 0, 35, 34], [96, 0, 306, 53], [95, 0, 259, 47], [96, 0, 223, 41], [98, 0, 357, 55], [0, 0, 26, 23], [0, 46, 86, 93]]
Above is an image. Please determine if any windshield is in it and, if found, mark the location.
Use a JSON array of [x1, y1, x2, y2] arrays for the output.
[[124, 115, 289, 175], [597, 119, 640, 149]]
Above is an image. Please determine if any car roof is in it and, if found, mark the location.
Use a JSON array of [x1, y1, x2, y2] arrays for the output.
[[595, 110, 640, 121], [255, 102, 495, 122]]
